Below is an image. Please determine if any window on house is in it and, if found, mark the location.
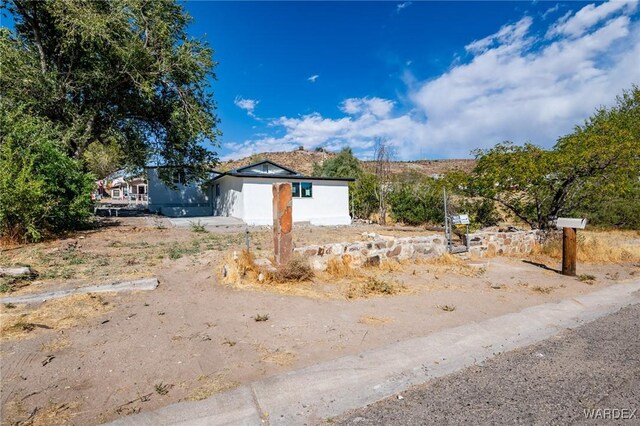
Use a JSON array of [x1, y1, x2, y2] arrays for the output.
[[215, 184, 220, 197], [262, 163, 269, 172], [292, 182, 312, 197], [301, 182, 312, 198], [172, 170, 186, 185], [112, 189, 120, 197]]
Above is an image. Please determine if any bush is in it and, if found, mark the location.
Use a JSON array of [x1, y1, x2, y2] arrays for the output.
[[274, 257, 314, 282], [388, 181, 444, 225], [0, 110, 95, 242], [455, 198, 500, 230]]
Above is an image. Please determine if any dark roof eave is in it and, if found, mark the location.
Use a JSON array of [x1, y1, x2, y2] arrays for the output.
[[209, 173, 355, 183]]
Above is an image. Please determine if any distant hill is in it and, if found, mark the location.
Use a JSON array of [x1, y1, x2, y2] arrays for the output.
[[219, 149, 476, 178]]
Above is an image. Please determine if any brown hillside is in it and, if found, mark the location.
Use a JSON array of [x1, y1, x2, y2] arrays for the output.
[[219, 149, 336, 175], [220, 149, 476, 178]]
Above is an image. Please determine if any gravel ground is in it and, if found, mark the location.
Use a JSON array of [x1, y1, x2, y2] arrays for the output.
[[336, 303, 640, 425]]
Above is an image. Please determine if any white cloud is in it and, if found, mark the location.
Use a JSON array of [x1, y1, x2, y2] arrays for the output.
[[308, 74, 319, 82], [224, 1, 640, 161], [340, 97, 395, 118], [547, 0, 638, 37], [541, 4, 560, 20], [234, 96, 259, 117], [396, 2, 412, 13]]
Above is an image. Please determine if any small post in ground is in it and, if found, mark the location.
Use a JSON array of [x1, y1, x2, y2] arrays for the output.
[[556, 217, 587, 276], [562, 227, 577, 276], [273, 182, 293, 266]]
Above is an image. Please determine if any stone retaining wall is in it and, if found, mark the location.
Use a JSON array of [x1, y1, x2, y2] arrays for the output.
[[294, 230, 540, 271], [464, 230, 539, 257]]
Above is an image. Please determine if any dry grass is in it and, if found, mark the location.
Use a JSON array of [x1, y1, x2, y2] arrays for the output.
[[346, 277, 407, 299], [0, 294, 112, 341], [255, 343, 297, 366], [41, 336, 71, 352], [534, 230, 640, 264], [531, 285, 554, 294], [358, 315, 393, 325], [325, 255, 360, 278], [416, 252, 481, 277], [437, 304, 456, 312], [187, 374, 238, 401], [6, 400, 80, 426], [220, 251, 332, 299], [274, 257, 314, 282], [378, 260, 404, 273]]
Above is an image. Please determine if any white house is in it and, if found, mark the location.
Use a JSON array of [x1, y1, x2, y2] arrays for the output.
[[147, 160, 354, 226]]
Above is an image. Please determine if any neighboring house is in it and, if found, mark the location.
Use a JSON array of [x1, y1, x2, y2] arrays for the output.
[[101, 171, 148, 203], [147, 160, 354, 226]]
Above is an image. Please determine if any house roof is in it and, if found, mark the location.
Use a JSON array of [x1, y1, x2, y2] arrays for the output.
[[232, 160, 299, 175], [210, 159, 355, 183]]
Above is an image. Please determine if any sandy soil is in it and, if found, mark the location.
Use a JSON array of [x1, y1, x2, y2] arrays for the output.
[[1, 218, 638, 425]]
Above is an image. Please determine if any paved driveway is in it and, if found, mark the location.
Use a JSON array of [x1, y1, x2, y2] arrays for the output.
[[168, 216, 246, 228]]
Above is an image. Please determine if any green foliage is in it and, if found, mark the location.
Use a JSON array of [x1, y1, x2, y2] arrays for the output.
[[387, 179, 444, 225], [313, 147, 379, 220], [464, 86, 640, 229], [313, 147, 362, 178], [351, 172, 380, 220], [0, 107, 95, 242], [1, 0, 220, 178], [454, 198, 501, 230], [82, 141, 124, 179]]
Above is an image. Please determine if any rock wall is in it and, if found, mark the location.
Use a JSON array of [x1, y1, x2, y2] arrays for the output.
[[464, 230, 539, 257], [294, 230, 540, 271]]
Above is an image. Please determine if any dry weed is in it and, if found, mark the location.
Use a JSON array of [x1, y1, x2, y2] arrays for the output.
[[274, 257, 314, 282], [346, 277, 407, 299], [41, 336, 71, 352], [358, 315, 393, 325], [416, 253, 480, 277], [326, 255, 360, 278], [6, 400, 79, 426], [1, 294, 112, 341], [255, 343, 297, 366], [531, 285, 554, 294], [534, 230, 640, 264], [187, 374, 238, 401], [378, 260, 403, 273], [437, 304, 456, 312]]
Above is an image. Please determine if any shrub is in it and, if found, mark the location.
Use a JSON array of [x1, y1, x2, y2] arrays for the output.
[[0, 110, 95, 243], [274, 257, 314, 282], [388, 180, 444, 225]]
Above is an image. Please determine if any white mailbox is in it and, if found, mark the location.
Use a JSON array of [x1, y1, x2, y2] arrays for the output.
[[556, 217, 587, 229]]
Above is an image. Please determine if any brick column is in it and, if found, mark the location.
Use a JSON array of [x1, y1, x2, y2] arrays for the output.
[[273, 183, 293, 265]]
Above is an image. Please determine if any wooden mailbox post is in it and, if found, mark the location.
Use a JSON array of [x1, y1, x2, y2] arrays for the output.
[[556, 217, 587, 276]]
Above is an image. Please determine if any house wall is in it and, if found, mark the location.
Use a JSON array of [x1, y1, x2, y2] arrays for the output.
[[239, 178, 351, 226], [147, 168, 213, 217], [213, 176, 243, 218]]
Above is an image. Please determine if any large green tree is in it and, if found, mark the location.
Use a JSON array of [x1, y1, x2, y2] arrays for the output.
[[1, 0, 220, 176], [462, 86, 639, 229]]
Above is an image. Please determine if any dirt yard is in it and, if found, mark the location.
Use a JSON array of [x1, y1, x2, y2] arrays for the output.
[[1, 217, 638, 425]]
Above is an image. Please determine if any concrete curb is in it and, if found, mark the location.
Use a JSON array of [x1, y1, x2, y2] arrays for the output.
[[0, 278, 159, 304], [106, 281, 640, 426]]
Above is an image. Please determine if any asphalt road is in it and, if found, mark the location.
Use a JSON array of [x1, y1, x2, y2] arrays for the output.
[[336, 303, 640, 425]]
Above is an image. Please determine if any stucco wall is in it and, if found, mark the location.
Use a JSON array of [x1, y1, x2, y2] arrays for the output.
[[213, 176, 243, 218], [240, 178, 351, 226], [146, 168, 213, 217]]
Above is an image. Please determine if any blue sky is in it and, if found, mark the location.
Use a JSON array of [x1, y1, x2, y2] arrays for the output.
[[189, 1, 639, 161], [3, 1, 639, 161]]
